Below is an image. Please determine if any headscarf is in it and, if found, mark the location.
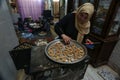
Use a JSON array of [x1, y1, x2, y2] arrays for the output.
[[75, 3, 94, 43]]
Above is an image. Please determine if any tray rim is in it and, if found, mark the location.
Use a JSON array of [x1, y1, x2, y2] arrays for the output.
[[45, 39, 87, 64]]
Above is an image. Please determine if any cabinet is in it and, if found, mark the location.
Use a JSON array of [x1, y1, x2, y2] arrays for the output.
[[83, 0, 120, 67]]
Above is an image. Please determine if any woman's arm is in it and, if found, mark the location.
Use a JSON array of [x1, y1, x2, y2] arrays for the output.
[[54, 14, 71, 37], [54, 14, 72, 43]]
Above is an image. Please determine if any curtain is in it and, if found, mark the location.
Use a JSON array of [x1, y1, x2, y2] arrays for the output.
[[17, 0, 44, 21]]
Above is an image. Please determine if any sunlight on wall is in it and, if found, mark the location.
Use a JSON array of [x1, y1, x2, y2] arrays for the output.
[[53, 0, 59, 2]]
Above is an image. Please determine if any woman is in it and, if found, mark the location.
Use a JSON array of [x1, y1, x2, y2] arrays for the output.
[[54, 3, 94, 43]]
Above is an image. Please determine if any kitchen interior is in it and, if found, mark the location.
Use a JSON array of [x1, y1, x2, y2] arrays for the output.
[[0, 0, 120, 80]]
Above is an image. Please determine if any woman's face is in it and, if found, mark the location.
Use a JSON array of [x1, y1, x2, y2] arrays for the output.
[[78, 12, 88, 23]]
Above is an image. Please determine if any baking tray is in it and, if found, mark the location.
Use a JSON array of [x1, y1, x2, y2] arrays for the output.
[[45, 39, 87, 64]]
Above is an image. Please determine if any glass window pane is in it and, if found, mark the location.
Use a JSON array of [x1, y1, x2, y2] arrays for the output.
[[81, 0, 89, 4], [89, 0, 94, 3], [109, 6, 120, 35], [91, 0, 112, 35]]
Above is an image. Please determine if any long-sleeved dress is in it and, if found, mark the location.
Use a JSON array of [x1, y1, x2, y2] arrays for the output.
[[54, 13, 78, 40]]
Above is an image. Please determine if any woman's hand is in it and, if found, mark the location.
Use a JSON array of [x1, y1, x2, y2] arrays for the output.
[[61, 34, 71, 44]]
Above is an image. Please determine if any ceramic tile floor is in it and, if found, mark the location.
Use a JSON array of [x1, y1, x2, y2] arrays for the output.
[[83, 65, 120, 80], [82, 65, 104, 80]]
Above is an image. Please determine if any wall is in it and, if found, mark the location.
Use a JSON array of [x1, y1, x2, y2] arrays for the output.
[[0, 0, 19, 80], [108, 39, 120, 76]]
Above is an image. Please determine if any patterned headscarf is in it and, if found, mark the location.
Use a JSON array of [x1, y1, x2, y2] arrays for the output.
[[75, 3, 94, 43]]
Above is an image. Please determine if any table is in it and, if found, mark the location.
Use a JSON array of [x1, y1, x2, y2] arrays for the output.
[[19, 31, 54, 44]]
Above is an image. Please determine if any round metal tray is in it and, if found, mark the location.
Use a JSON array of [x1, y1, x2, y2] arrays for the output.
[[45, 39, 87, 64]]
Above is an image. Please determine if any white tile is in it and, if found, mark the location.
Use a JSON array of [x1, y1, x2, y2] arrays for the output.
[[82, 65, 104, 80]]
